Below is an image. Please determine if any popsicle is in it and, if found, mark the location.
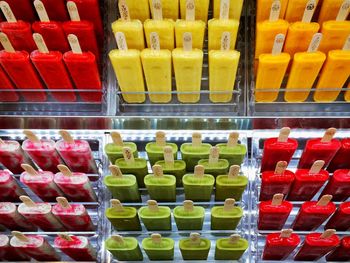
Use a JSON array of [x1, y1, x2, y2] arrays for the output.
[[54, 234, 96, 261], [0, 202, 36, 231], [54, 165, 97, 202], [263, 229, 300, 260], [175, 0, 206, 49], [183, 165, 215, 201], [326, 236, 350, 261], [64, 34, 102, 102], [298, 128, 341, 169], [198, 146, 229, 177], [0, 2, 36, 52], [155, 146, 186, 186], [111, 0, 145, 50], [285, 0, 319, 22], [258, 193, 292, 230], [141, 36, 172, 103], [149, 0, 178, 20], [0, 234, 30, 261], [1, 0, 36, 22], [179, 233, 211, 260], [215, 234, 248, 260], [31, 34, 76, 102], [174, 200, 205, 230], [325, 202, 350, 231], [328, 139, 350, 172], [318, 0, 349, 25], [216, 132, 247, 166], [105, 199, 142, 231], [115, 147, 148, 187], [213, 0, 244, 20], [180, 0, 210, 22], [104, 132, 139, 164], [109, 32, 146, 103], [104, 165, 140, 202], [32, 0, 70, 53], [52, 197, 94, 231], [180, 133, 211, 171], [256, 0, 289, 22], [22, 130, 63, 173], [208, 0, 239, 50], [0, 33, 47, 102], [138, 200, 172, 230], [0, 170, 25, 202], [39, 0, 69, 21], [144, 165, 176, 202], [294, 229, 340, 261], [0, 64, 18, 102], [142, 233, 175, 260], [173, 32, 203, 103], [211, 198, 243, 230], [105, 235, 143, 261], [18, 196, 65, 231], [292, 195, 336, 231], [124, 0, 150, 22], [284, 34, 326, 102], [260, 127, 298, 172], [321, 169, 350, 201]]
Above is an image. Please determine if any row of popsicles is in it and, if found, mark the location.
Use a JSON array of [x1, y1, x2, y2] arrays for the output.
[[106, 233, 248, 261], [0, 233, 96, 261], [259, 194, 350, 232], [0, 196, 94, 232], [262, 229, 350, 261], [0, 130, 97, 174]]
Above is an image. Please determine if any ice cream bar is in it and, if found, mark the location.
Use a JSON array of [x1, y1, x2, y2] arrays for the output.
[[318, 0, 350, 24], [115, 147, 148, 187], [10, 231, 60, 261], [104, 165, 140, 202], [138, 200, 172, 230], [150, 0, 178, 20], [328, 139, 350, 172], [105, 132, 139, 164], [318, 21, 350, 54], [321, 169, 350, 201], [198, 146, 229, 177], [40, 0, 69, 21], [213, 0, 244, 20], [0, 170, 25, 201], [124, 0, 150, 22], [0, 234, 30, 261], [294, 230, 340, 261], [211, 198, 243, 230], [54, 165, 97, 202], [298, 128, 341, 169], [261, 127, 298, 172], [326, 236, 350, 261], [180, 0, 210, 22], [0, 63, 18, 102], [52, 197, 94, 231], [173, 33, 203, 103], [0, 202, 36, 231], [260, 161, 295, 201], [141, 38, 172, 103], [292, 195, 336, 231], [325, 202, 350, 231], [105, 199, 142, 231], [18, 196, 65, 231], [216, 132, 247, 166], [54, 234, 96, 261], [1, 0, 36, 22], [179, 233, 211, 260], [142, 233, 175, 260], [263, 229, 300, 260], [174, 200, 205, 230], [183, 165, 215, 201], [215, 234, 248, 260], [180, 133, 211, 171], [105, 235, 143, 261], [257, 0, 288, 22], [258, 193, 292, 230], [285, 0, 319, 22], [144, 165, 176, 202]]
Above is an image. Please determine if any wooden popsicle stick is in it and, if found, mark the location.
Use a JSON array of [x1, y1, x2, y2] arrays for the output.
[[336, 0, 350, 21], [228, 165, 240, 179], [229, 234, 240, 244], [118, 0, 131, 21], [271, 33, 285, 55], [227, 132, 239, 147], [151, 233, 162, 244], [321, 229, 336, 239], [34, 0, 50, 22], [317, 195, 332, 206], [112, 235, 125, 245], [152, 0, 163, 20], [115, 32, 128, 51], [122, 147, 135, 163], [67, 1, 80, 21], [11, 231, 29, 242], [208, 146, 219, 165], [59, 130, 75, 143], [301, 0, 316, 23], [269, 0, 281, 22], [56, 197, 71, 209], [57, 165, 73, 177], [152, 164, 164, 177], [219, 0, 230, 20], [280, 229, 293, 238], [68, 34, 83, 54], [0, 33, 14, 53], [183, 200, 194, 212], [58, 233, 73, 241], [307, 33, 322, 53], [271, 193, 284, 206], [164, 146, 174, 166], [19, 196, 36, 207], [33, 33, 49, 54], [224, 198, 235, 211], [150, 32, 161, 51], [147, 200, 159, 212], [277, 127, 290, 142], [343, 34, 350, 51], [192, 132, 202, 147], [183, 32, 193, 52], [110, 132, 123, 146], [109, 165, 123, 177], [23, 130, 40, 143], [321, 128, 336, 143], [21, 164, 38, 176], [190, 232, 201, 245], [155, 131, 166, 146], [194, 165, 205, 178], [221, 31, 231, 51], [274, 161, 287, 175], [309, 160, 325, 174], [186, 0, 195, 21], [110, 199, 124, 212], [0, 1, 17, 22]]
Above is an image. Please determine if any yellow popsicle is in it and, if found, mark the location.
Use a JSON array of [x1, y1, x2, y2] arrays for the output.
[[313, 49, 350, 102], [124, 0, 150, 22], [213, 0, 244, 20], [285, 0, 319, 22], [318, 0, 345, 25], [149, 0, 179, 20], [208, 19, 239, 50], [112, 20, 145, 50], [318, 21, 350, 54], [256, 0, 289, 22], [180, 0, 210, 22], [175, 20, 205, 49]]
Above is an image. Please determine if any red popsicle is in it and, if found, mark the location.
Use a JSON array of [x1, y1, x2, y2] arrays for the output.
[[1, 0, 36, 22], [0, 234, 30, 261], [32, 0, 70, 53], [326, 236, 350, 261], [292, 195, 336, 231], [63, 34, 102, 102], [321, 169, 350, 201], [294, 229, 340, 261], [261, 127, 298, 172], [287, 160, 328, 201], [40, 0, 69, 21], [325, 202, 350, 231], [0, 170, 25, 202], [31, 33, 76, 102], [298, 128, 341, 169], [260, 161, 295, 201], [262, 229, 300, 260], [0, 65, 18, 102], [258, 194, 293, 230], [327, 139, 350, 172]]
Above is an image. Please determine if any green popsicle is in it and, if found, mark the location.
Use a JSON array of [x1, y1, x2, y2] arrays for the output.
[[215, 234, 248, 260], [142, 233, 175, 260], [211, 199, 243, 230], [183, 165, 215, 201], [105, 199, 142, 231], [146, 131, 178, 165], [215, 165, 248, 201], [179, 233, 211, 260], [216, 132, 247, 166], [174, 200, 205, 230], [144, 165, 176, 202], [105, 235, 143, 261], [104, 165, 141, 202], [180, 133, 211, 171], [104, 132, 138, 164], [138, 200, 172, 231], [115, 147, 148, 187], [198, 146, 229, 177]]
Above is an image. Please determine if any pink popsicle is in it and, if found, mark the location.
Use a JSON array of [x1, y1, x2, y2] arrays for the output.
[[0, 202, 36, 231], [0, 170, 25, 201], [0, 234, 30, 261]]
